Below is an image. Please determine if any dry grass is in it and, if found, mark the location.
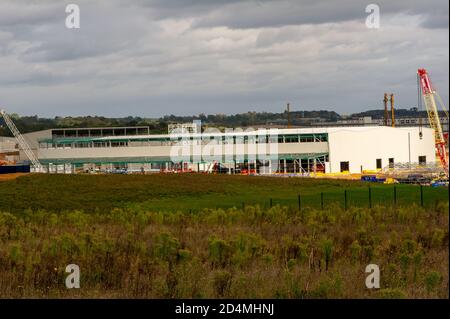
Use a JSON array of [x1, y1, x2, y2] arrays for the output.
[[0, 203, 448, 299]]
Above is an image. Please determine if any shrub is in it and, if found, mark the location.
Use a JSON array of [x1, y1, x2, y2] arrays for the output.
[[431, 229, 445, 248], [208, 236, 232, 268], [321, 238, 334, 271], [177, 249, 193, 263], [282, 236, 308, 264], [213, 270, 232, 297], [9, 244, 23, 266], [309, 274, 343, 298], [231, 232, 266, 267], [424, 271, 442, 294], [153, 232, 180, 264], [377, 288, 406, 299], [350, 240, 362, 263]]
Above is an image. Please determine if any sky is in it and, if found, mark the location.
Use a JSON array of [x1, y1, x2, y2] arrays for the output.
[[0, 0, 448, 117]]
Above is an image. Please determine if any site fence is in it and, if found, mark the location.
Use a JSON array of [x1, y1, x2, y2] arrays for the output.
[[220, 185, 447, 212]]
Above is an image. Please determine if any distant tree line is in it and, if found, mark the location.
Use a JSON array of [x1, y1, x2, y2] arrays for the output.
[[0, 108, 442, 136]]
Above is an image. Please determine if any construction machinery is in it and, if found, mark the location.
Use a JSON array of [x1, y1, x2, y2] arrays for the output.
[[0, 109, 42, 171], [382, 93, 395, 127], [417, 68, 449, 176], [383, 93, 389, 126], [390, 93, 395, 127], [286, 103, 292, 128]]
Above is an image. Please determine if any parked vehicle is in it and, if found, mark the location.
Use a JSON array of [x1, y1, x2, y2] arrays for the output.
[[431, 178, 449, 187], [361, 175, 386, 183]]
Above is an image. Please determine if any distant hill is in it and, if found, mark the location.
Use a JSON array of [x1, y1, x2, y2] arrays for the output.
[[351, 109, 426, 119]]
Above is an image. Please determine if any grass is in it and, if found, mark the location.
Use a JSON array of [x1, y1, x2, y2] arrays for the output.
[[0, 174, 447, 213], [0, 173, 448, 298]]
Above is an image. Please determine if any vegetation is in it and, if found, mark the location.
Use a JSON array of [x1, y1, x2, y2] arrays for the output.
[[4, 109, 446, 137], [1, 110, 342, 136], [0, 174, 447, 213], [0, 174, 448, 298]]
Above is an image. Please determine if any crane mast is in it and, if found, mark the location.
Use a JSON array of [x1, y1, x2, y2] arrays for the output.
[[417, 68, 448, 176], [0, 109, 42, 171]]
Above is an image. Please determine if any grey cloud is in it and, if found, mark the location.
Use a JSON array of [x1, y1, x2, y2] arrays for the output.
[[0, 0, 447, 117], [135, 0, 449, 30]]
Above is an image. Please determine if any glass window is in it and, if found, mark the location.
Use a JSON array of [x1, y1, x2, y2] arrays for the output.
[[284, 135, 299, 143], [376, 158, 382, 169], [340, 161, 349, 172]]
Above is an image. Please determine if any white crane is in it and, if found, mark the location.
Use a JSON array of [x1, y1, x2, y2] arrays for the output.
[[0, 109, 42, 171]]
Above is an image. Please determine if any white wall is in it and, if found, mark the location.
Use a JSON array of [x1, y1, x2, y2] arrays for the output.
[[22, 126, 436, 173], [32, 141, 329, 162], [327, 127, 436, 173]]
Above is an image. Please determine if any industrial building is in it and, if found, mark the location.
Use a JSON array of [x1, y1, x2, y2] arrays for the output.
[[320, 115, 449, 132], [14, 125, 436, 175]]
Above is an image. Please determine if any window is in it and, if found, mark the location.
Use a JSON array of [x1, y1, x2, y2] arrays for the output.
[[419, 156, 426, 166], [90, 129, 102, 137], [388, 158, 394, 168], [113, 128, 126, 136], [103, 129, 113, 137], [65, 130, 77, 137], [315, 134, 328, 142], [93, 141, 107, 148], [299, 135, 314, 143], [284, 135, 299, 143], [376, 159, 382, 169], [340, 161, 349, 172], [111, 141, 128, 147]]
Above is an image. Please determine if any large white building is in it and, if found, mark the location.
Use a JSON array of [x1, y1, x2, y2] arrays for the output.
[[16, 125, 436, 174]]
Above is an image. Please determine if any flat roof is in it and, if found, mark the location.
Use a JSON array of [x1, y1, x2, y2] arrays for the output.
[[33, 125, 431, 143], [51, 126, 150, 131]]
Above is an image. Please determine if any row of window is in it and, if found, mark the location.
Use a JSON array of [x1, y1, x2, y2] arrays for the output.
[[39, 134, 328, 149], [340, 156, 426, 172]]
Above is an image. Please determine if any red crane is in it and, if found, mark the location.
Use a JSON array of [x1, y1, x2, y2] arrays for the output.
[[417, 68, 448, 176]]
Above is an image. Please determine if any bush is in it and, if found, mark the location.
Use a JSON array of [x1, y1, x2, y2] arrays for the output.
[[424, 271, 442, 293], [213, 270, 232, 297], [153, 232, 180, 264], [377, 288, 407, 299], [177, 249, 193, 263], [321, 238, 334, 271], [350, 240, 362, 263], [431, 229, 446, 248], [208, 236, 232, 268], [231, 232, 266, 267]]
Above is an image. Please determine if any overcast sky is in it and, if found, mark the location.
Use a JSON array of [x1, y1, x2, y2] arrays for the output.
[[0, 0, 448, 117]]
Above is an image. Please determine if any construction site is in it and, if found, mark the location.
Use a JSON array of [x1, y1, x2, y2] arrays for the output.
[[1, 68, 449, 185]]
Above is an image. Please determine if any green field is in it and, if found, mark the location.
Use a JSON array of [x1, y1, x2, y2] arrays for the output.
[[0, 174, 448, 298], [0, 174, 447, 213]]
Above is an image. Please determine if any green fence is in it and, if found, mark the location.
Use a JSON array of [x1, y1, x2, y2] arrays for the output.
[[199, 185, 447, 212]]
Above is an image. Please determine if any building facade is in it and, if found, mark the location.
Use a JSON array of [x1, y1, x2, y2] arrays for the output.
[[18, 126, 436, 174]]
